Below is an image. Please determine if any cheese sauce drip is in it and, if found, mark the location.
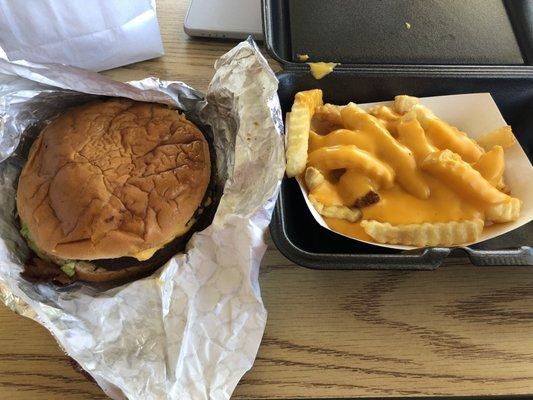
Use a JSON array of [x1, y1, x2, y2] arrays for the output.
[[306, 110, 487, 241], [308, 62, 338, 80]]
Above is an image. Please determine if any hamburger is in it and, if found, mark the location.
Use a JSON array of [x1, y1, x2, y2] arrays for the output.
[[16, 98, 213, 284]]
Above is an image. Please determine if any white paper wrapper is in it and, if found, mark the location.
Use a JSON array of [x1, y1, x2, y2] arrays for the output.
[[0, 38, 285, 399], [297, 93, 533, 250], [0, 0, 164, 71]]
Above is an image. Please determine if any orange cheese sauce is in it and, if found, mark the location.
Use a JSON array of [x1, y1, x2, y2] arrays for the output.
[[362, 174, 482, 224], [307, 62, 338, 80], [310, 179, 345, 205], [324, 217, 374, 242], [424, 119, 483, 163], [306, 110, 487, 241]]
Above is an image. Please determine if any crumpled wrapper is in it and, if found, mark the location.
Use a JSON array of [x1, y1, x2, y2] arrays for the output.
[[0, 38, 285, 400]]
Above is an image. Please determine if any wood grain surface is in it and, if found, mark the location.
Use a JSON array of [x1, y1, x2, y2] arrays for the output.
[[1, 0, 533, 399]]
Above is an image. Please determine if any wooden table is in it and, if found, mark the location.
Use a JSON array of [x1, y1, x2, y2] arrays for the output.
[[1, 1, 533, 399]]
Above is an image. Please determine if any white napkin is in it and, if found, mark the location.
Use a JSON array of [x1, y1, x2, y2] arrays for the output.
[[0, 0, 164, 71]]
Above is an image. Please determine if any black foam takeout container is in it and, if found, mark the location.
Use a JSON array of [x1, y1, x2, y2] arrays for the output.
[[264, 0, 533, 269]]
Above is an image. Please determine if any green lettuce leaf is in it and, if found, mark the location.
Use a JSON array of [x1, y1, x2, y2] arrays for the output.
[[60, 262, 76, 277]]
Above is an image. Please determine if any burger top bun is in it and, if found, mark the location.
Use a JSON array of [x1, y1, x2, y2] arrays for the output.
[[17, 99, 211, 261]]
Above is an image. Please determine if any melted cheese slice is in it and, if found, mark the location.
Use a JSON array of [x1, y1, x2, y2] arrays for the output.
[[129, 219, 196, 261], [131, 247, 160, 261]]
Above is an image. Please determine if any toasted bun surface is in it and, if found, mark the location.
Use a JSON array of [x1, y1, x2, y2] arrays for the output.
[[17, 99, 210, 261]]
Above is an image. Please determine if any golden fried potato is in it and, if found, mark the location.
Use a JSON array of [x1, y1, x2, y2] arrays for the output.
[[304, 166, 325, 190], [361, 218, 484, 247], [472, 145, 505, 189], [314, 103, 344, 126], [393, 95, 420, 114], [285, 108, 309, 177], [285, 89, 324, 177], [485, 198, 521, 223], [295, 89, 323, 112], [476, 125, 517, 151], [407, 104, 436, 126], [337, 169, 378, 206], [307, 145, 395, 188], [368, 105, 401, 135], [308, 129, 375, 153], [397, 118, 437, 163], [343, 102, 366, 115], [409, 104, 484, 162], [369, 105, 401, 120], [425, 118, 484, 163], [341, 108, 429, 199], [309, 195, 361, 222], [422, 149, 510, 205]]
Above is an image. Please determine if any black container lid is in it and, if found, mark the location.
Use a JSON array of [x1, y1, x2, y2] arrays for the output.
[[263, 0, 533, 69]]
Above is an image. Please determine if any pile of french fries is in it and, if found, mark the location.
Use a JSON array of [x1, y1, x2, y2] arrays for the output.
[[285, 89, 522, 247]]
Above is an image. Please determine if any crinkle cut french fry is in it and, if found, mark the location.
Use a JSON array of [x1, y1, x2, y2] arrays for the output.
[[295, 89, 324, 113], [361, 218, 484, 247], [307, 145, 395, 188], [400, 105, 482, 164], [285, 90, 324, 177], [422, 149, 510, 205], [476, 125, 517, 151], [309, 194, 361, 222], [397, 118, 437, 162], [485, 198, 521, 223], [407, 104, 436, 128], [409, 104, 484, 163], [285, 105, 310, 177], [369, 105, 401, 121], [304, 167, 325, 190], [314, 103, 344, 126], [425, 118, 484, 163], [343, 102, 366, 114], [308, 129, 375, 153], [368, 105, 401, 136], [472, 145, 505, 189], [393, 95, 420, 114], [341, 107, 430, 199]]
